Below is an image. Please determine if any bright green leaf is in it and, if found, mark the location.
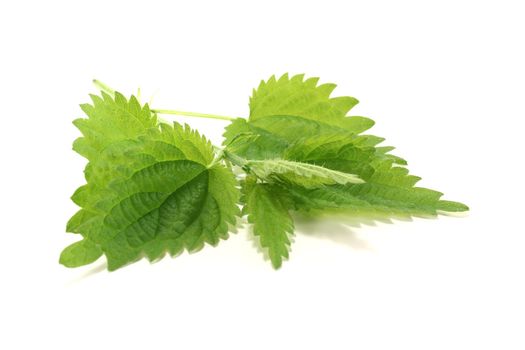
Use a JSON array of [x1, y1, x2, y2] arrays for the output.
[[243, 177, 294, 269], [63, 92, 240, 271], [59, 239, 103, 268]]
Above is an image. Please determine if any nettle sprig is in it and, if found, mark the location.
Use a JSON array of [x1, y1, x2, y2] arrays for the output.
[[60, 74, 468, 270]]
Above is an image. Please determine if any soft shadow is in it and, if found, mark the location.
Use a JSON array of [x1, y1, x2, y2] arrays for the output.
[[245, 228, 270, 258], [81, 260, 108, 277], [291, 211, 435, 251], [293, 214, 377, 252], [244, 212, 399, 262], [66, 260, 107, 286]]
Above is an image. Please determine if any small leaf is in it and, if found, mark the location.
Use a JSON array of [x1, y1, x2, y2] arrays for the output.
[[437, 200, 470, 213], [59, 239, 103, 268], [243, 178, 294, 269], [246, 158, 364, 187]]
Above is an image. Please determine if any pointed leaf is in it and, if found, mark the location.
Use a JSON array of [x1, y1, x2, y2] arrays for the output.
[[243, 177, 294, 269], [59, 239, 103, 268]]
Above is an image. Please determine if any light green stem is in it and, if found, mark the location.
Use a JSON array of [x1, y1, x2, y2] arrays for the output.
[[223, 150, 248, 167], [92, 79, 115, 96], [151, 109, 237, 121], [92, 80, 238, 122]]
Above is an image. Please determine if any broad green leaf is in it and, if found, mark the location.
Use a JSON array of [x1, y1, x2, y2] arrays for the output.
[[62, 92, 240, 270], [224, 74, 405, 165], [250, 73, 373, 134], [243, 177, 294, 269]]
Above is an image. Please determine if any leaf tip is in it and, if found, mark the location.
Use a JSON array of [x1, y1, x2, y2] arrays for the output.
[[437, 200, 470, 214], [59, 239, 103, 268]]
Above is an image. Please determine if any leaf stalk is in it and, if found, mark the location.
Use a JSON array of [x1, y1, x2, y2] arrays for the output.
[[151, 109, 237, 121]]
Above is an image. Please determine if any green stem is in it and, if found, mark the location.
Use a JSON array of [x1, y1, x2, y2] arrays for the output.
[[151, 109, 237, 121], [92, 80, 237, 122], [223, 150, 248, 167], [92, 79, 115, 96], [208, 146, 225, 168]]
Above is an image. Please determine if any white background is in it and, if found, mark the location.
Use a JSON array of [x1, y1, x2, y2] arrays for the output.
[[1, 1, 523, 349]]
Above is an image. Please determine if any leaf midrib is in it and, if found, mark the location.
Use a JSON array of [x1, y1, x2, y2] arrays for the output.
[[103, 163, 210, 243]]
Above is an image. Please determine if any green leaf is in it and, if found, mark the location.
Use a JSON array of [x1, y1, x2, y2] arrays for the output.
[[73, 92, 158, 160], [59, 239, 103, 268], [63, 92, 240, 270], [223, 74, 403, 166], [436, 200, 470, 213], [250, 73, 373, 133], [281, 157, 467, 217], [243, 177, 294, 269], [224, 74, 468, 218]]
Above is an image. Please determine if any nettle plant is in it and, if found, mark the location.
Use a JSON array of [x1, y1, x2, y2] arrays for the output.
[[60, 74, 468, 271]]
